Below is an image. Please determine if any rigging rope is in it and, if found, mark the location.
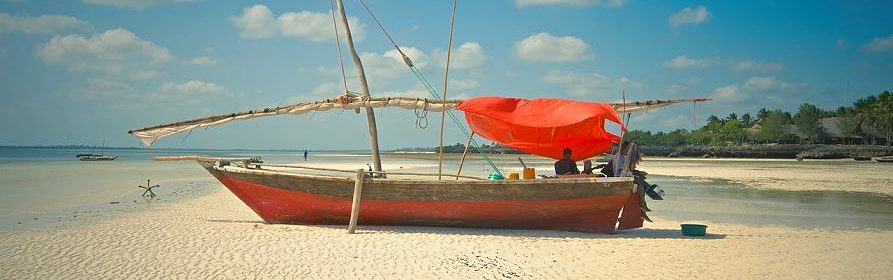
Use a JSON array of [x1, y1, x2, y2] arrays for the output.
[[356, 0, 501, 175], [414, 101, 429, 129], [329, 0, 350, 94]]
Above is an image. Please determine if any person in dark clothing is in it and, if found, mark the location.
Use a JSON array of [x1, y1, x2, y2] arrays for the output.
[[554, 148, 580, 175]]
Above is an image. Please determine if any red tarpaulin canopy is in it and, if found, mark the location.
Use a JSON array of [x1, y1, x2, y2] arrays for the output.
[[456, 96, 625, 161]]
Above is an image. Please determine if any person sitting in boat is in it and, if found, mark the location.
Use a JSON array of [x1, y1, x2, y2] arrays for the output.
[[554, 148, 580, 175], [581, 160, 594, 175]]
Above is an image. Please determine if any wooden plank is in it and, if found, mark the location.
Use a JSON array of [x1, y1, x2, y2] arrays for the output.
[[347, 169, 365, 234]]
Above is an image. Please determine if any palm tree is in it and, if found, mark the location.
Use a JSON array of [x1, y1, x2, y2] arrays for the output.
[[853, 95, 879, 145]]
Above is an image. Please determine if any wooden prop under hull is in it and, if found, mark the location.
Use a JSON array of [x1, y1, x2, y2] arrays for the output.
[[198, 161, 642, 233]]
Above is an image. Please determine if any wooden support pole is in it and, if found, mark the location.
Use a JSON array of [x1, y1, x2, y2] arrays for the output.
[[455, 132, 474, 180], [348, 169, 365, 234], [336, 0, 383, 174], [437, 0, 458, 180]]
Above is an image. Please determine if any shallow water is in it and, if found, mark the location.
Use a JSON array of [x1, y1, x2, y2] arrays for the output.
[[1, 148, 891, 231]]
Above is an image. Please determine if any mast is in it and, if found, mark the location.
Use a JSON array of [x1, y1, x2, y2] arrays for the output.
[[335, 0, 383, 173]]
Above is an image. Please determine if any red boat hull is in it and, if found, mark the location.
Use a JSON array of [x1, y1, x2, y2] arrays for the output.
[[201, 162, 639, 233]]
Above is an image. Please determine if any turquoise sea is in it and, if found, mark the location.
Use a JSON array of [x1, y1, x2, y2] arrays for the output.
[[0, 147, 890, 231]]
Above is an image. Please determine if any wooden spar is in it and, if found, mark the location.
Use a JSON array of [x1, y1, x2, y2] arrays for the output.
[[347, 169, 364, 234], [438, 0, 458, 180], [335, 0, 383, 173], [455, 132, 474, 180], [251, 162, 486, 180]]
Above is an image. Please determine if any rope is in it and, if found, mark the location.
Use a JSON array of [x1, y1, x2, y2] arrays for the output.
[[329, 0, 349, 94], [357, 0, 410, 62], [356, 0, 502, 175], [438, 0, 458, 180], [414, 100, 429, 129]]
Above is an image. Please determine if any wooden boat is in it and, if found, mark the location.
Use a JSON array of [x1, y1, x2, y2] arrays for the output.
[[875, 156, 893, 163], [78, 155, 117, 161], [133, 95, 702, 233], [853, 156, 872, 161], [159, 156, 636, 232], [78, 141, 116, 161], [127, 0, 707, 233]]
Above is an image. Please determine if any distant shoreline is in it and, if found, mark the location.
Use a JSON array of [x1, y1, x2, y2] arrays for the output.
[[391, 144, 893, 159], [3, 144, 891, 160]]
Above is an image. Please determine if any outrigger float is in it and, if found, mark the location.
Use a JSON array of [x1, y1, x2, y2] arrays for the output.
[[128, 0, 708, 233]]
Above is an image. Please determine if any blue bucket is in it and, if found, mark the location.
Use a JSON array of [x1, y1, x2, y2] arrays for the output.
[[680, 224, 708, 236]]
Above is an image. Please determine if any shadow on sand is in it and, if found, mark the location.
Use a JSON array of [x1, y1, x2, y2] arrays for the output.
[[206, 219, 726, 240]]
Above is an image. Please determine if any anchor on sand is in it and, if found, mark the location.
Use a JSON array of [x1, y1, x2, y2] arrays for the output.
[[139, 179, 160, 198]]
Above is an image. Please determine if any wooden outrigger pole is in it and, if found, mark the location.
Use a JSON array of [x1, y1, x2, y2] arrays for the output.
[[335, 0, 383, 173]]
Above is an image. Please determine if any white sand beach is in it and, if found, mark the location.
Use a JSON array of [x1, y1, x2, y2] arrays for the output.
[[1, 184, 890, 279]]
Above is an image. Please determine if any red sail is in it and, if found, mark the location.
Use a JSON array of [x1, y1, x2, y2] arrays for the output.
[[456, 96, 625, 161]]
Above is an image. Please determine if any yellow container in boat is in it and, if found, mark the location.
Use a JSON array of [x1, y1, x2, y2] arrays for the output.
[[523, 167, 536, 180], [507, 172, 520, 180]]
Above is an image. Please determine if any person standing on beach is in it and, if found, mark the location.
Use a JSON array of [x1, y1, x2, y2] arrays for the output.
[[303, 150, 309, 161]]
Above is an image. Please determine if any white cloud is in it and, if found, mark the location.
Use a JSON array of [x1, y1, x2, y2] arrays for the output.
[[72, 78, 138, 99], [278, 11, 365, 42], [514, 32, 594, 62], [73, 79, 232, 109], [360, 46, 428, 79], [447, 42, 487, 69], [82, 0, 197, 9], [663, 55, 711, 69], [307, 43, 487, 101], [711, 84, 743, 102], [514, 0, 626, 8], [448, 79, 480, 91], [187, 56, 217, 65], [544, 70, 643, 96], [743, 76, 802, 92], [666, 83, 684, 94], [712, 76, 804, 103], [731, 59, 784, 72], [664, 56, 783, 72], [231, 5, 365, 42], [36, 28, 172, 78], [743, 76, 778, 90], [861, 34, 893, 53], [231, 5, 277, 39], [310, 82, 341, 97], [686, 76, 701, 85], [155, 80, 231, 99], [0, 13, 91, 34], [669, 6, 710, 27]]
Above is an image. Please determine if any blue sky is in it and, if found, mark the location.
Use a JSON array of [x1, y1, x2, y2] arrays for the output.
[[1, 0, 891, 150]]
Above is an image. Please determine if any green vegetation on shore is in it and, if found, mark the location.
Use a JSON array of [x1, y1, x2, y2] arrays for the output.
[[626, 91, 893, 147]]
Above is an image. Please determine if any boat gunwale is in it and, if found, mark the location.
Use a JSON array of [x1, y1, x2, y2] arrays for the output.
[[215, 164, 635, 186]]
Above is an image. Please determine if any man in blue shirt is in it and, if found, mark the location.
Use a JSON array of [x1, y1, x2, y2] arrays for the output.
[[554, 148, 580, 175]]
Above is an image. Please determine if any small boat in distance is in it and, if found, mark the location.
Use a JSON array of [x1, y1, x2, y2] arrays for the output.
[[78, 141, 116, 161], [875, 156, 893, 163], [79, 155, 117, 161]]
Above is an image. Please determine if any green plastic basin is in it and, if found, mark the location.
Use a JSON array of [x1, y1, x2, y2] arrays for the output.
[[680, 224, 708, 236]]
